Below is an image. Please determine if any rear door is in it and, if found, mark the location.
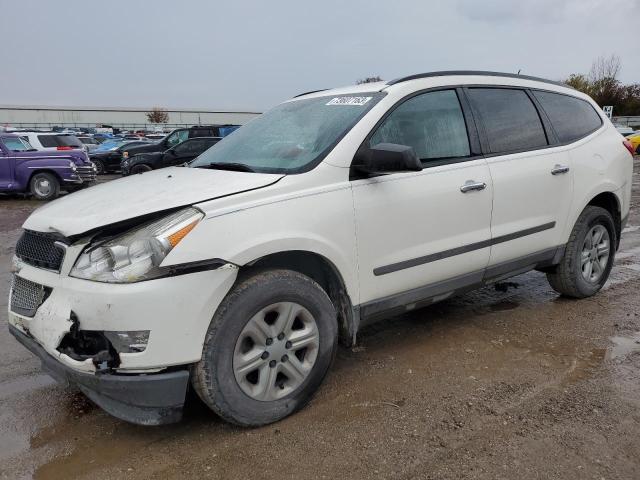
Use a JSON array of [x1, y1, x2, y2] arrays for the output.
[[351, 88, 494, 315], [465, 87, 573, 276], [164, 139, 204, 166]]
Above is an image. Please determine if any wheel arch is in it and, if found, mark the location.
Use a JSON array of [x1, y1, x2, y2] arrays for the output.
[[586, 191, 622, 248], [27, 169, 64, 193], [241, 250, 358, 346]]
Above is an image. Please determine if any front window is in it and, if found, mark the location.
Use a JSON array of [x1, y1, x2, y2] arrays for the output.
[[2, 137, 34, 151], [370, 90, 470, 162], [191, 93, 385, 173], [166, 130, 189, 147]]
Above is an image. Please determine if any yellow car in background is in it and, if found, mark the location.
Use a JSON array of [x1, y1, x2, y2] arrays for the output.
[[626, 131, 640, 154]]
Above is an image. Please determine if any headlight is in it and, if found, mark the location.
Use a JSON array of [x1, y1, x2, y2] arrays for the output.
[[70, 208, 204, 283], [123, 151, 129, 159], [68, 160, 77, 171]]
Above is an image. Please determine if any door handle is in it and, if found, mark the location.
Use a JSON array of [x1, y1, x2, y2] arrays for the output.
[[460, 180, 487, 193], [551, 164, 570, 175]]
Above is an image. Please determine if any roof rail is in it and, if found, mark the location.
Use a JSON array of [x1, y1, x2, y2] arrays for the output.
[[293, 89, 328, 98], [386, 70, 571, 89]]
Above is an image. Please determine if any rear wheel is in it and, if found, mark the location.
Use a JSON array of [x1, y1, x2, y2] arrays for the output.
[[131, 164, 152, 174], [29, 172, 60, 201], [546, 206, 616, 298], [193, 269, 338, 426]]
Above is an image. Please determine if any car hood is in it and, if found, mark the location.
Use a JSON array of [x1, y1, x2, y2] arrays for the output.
[[23, 167, 284, 237]]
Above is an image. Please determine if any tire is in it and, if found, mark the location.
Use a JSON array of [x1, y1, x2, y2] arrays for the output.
[[29, 172, 60, 201], [131, 164, 152, 174], [92, 160, 105, 175], [546, 206, 616, 298], [193, 269, 338, 426]]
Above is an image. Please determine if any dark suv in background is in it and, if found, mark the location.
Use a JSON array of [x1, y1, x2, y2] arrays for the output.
[[121, 124, 239, 160], [122, 137, 220, 175]]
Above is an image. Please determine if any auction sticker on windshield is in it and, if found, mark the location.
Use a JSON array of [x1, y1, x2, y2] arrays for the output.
[[326, 96, 372, 106]]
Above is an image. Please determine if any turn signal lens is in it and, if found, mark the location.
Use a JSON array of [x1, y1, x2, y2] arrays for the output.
[[167, 220, 199, 247]]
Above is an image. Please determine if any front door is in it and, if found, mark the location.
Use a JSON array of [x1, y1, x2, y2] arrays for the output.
[[0, 143, 16, 190], [351, 89, 494, 317]]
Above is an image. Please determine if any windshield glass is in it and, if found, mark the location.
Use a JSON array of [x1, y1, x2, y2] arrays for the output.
[[191, 93, 385, 173], [2, 136, 34, 151]]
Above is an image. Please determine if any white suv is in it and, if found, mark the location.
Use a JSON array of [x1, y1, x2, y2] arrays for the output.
[[17, 132, 88, 153], [8, 71, 634, 426]]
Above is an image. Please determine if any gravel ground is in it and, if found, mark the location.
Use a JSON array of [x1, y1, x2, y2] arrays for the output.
[[1, 166, 640, 480]]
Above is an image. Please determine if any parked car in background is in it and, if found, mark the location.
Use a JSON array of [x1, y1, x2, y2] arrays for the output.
[[17, 132, 87, 153], [626, 131, 640, 154], [89, 140, 150, 174], [615, 125, 635, 135], [122, 137, 220, 175], [93, 133, 117, 143], [0, 133, 95, 200], [121, 124, 239, 160], [77, 136, 100, 151]]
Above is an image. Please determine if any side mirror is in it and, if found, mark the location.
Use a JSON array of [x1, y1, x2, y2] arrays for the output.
[[358, 143, 422, 174]]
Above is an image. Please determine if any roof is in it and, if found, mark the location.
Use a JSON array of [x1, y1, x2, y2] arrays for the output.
[[293, 71, 572, 99]]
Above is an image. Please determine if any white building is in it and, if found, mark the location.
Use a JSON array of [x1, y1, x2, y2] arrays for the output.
[[0, 105, 261, 130]]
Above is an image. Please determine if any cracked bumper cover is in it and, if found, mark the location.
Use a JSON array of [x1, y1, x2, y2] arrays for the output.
[[9, 324, 189, 425]]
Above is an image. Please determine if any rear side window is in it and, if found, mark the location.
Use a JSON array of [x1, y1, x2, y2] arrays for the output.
[[37, 135, 82, 148], [532, 91, 603, 143], [370, 90, 470, 162], [467, 88, 547, 154]]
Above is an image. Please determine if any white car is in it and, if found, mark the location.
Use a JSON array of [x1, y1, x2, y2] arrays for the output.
[[17, 132, 88, 154], [8, 71, 634, 426]]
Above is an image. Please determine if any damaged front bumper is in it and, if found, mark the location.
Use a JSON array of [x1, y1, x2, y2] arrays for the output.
[[7, 253, 238, 425], [9, 324, 189, 425]]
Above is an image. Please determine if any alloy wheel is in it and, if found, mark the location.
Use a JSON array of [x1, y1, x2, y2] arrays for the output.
[[581, 224, 610, 283], [233, 302, 320, 401]]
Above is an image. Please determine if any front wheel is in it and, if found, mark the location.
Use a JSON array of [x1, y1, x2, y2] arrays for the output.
[[192, 269, 338, 426], [547, 206, 616, 298], [29, 172, 60, 201], [92, 160, 105, 175]]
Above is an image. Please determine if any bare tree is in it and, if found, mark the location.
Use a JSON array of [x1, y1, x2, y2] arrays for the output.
[[356, 76, 383, 84], [588, 54, 621, 83], [146, 107, 169, 124]]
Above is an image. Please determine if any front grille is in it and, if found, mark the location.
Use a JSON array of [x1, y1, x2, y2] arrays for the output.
[[76, 166, 96, 182], [10, 275, 50, 317], [15, 230, 67, 271]]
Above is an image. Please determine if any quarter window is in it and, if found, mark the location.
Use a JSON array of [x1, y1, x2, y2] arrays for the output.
[[532, 91, 603, 143], [370, 90, 470, 162], [467, 88, 548, 153]]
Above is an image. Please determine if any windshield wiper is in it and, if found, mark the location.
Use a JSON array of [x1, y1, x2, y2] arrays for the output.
[[195, 162, 255, 173]]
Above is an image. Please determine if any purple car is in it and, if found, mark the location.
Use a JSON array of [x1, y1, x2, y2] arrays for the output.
[[0, 133, 96, 200]]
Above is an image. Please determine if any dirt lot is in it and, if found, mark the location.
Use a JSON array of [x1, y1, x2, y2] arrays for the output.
[[1, 167, 640, 480]]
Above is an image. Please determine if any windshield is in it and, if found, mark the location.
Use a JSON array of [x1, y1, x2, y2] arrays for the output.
[[2, 136, 34, 151], [191, 93, 385, 173]]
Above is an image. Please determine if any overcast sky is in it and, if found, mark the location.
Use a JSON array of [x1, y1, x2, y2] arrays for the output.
[[2, 0, 639, 112]]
